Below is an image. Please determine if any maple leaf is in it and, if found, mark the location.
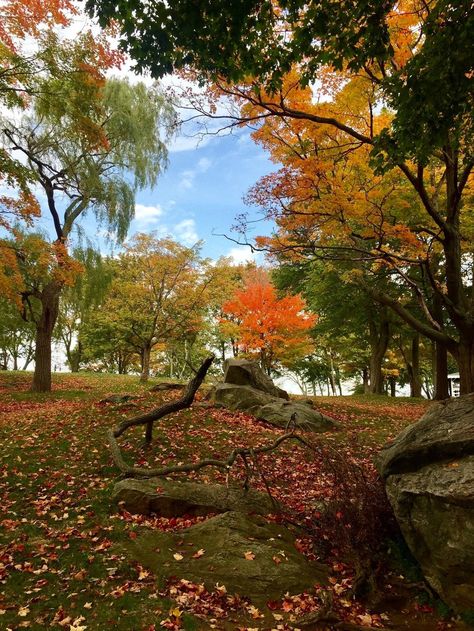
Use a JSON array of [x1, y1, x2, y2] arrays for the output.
[[18, 606, 29, 617], [192, 548, 205, 558], [243, 550, 255, 560]]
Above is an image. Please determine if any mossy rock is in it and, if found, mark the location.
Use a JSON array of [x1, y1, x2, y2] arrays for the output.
[[124, 511, 328, 603], [113, 479, 278, 516]]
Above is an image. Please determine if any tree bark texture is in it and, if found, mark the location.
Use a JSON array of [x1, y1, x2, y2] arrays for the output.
[[32, 283, 60, 392]]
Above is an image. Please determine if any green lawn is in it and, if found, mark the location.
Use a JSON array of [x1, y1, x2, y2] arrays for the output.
[[0, 371, 464, 630]]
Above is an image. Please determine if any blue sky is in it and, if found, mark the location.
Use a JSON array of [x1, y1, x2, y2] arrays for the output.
[[126, 126, 276, 263]]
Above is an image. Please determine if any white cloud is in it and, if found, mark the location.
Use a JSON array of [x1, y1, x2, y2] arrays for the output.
[[134, 203, 164, 224], [197, 157, 212, 172], [178, 156, 212, 190], [179, 170, 195, 190], [174, 219, 198, 245], [226, 246, 258, 265]]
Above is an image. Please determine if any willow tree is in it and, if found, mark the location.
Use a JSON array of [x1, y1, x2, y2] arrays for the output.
[[2, 34, 175, 391]]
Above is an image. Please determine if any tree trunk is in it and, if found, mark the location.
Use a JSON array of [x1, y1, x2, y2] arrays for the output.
[[362, 367, 370, 394], [408, 334, 422, 397], [388, 375, 396, 397], [140, 344, 151, 383], [32, 283, 60, 392], [368, 314, 389, 394], [456, 336, 474, 395], [433, 341, 449, 399], [328, 351, 337, 395]]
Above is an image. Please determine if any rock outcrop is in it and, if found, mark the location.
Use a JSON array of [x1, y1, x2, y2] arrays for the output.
[[214, 359, 336, 432], [378, 394, 474, 613], [113, 478, 278, 516], [223, 358, 289, 400], [124, 511, 328, 603]]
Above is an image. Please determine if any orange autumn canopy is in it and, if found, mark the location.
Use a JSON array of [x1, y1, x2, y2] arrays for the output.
[[221, 270, 316, 373]]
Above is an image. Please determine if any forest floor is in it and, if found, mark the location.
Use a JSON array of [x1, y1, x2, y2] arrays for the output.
[[0, 371, 469, 631]]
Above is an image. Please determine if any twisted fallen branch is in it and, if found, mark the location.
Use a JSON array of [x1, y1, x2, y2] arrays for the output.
[[107, 354, 318, 479]]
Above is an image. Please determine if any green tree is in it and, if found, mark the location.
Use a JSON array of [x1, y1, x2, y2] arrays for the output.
[[1, 36, 175, 391], [0, 297, 35, 370], [96, 234, 211, 383]]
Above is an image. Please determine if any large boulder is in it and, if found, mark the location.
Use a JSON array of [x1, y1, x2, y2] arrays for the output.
[[124, 510, 328, 603], [113, 478, 278, 516], [378, 394, 474, 613], [224, 358, 289, 400], [214, 383, 336, 432]]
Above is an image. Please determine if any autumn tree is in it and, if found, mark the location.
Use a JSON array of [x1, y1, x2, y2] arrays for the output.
[[94, 235, 211, 383], [1, 36, 175, 391], [90, 0, 474, 394], [220, 269, 315, 374], [0, 296, 35, 370]]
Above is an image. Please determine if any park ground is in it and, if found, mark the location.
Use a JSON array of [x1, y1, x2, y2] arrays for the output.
[[0, 372, 469, 630]]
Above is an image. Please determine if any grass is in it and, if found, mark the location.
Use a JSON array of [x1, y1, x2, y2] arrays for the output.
[[0, 370, 464, 630]]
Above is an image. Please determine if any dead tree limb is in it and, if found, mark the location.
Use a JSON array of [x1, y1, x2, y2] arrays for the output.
[[113, 355, 215, 446], [109, 423, 311, 479]]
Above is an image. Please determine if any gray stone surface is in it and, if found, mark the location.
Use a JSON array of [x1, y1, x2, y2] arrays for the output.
[[378, 394, 474, 478], [224, 358, 289, 400], [379, 395, 474, 613], [214, 383, 336, 432], [149, 382, 185, 392], [125, 511, 328, 602], [113, 478, 278, 516]]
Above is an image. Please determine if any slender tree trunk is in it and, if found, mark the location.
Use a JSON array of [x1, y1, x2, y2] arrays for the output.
[[22, 341, 34, 370], [140, 344, 151, 383], [220, 341, 226, 364], [368, 314, 389, 394], [328, 351, 337, 395], [408, 334, 422, 397], [362, 367, 370, 394], [388, 376, 396, 397], [32, 283, 60, 392]]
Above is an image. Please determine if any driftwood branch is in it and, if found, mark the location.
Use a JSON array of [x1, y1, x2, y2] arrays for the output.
[[109, 423, 311, 478], [113, 355, 215, 444]]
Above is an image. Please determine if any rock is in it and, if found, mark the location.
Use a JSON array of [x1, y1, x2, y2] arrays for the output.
[[224, 358, 289, 400], [378, 394, 474, 613], [378, 395, 474, 478], [113, 478, 278, 516], [149, 382, 185, 392], [124, 511, 328, 602], [214, 383, 336, 432], [256, 399, 336, 431]]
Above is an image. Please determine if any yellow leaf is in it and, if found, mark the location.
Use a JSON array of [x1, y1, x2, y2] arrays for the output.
[[173, 553, 184, 561], [244, 550, 255, 560]]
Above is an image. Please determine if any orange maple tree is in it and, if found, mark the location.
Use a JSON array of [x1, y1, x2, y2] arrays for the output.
[[220, 269, 316, 373]]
